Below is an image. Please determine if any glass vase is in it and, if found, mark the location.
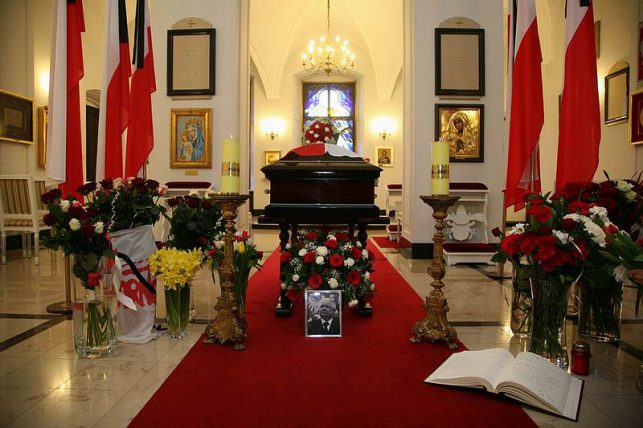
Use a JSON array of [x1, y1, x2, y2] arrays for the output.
[[529, 276, 571, 369], [73, 286, 117, 358], [578, 279, 622, 343], [510, 287, 532, 338], [165, 285, 191, 339]]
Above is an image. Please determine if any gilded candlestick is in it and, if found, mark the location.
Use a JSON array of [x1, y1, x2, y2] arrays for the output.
[[411, 195, 460, 350]]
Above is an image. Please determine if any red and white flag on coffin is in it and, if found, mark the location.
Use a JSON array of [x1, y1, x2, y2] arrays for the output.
[[125, 0, 156, 178], [96, 0, 131, 181], [556, 0, 600, 190], [504, 0, 544, 210], [288, 144, 360, 158], [46, 0, 85, 196]]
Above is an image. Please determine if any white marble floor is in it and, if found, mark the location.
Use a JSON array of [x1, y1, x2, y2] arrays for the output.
[[0, 229, 642, 427]]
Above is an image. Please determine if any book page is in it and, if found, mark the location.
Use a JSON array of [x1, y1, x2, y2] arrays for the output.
[[426, 348, 515, 391], [498, 352, 572, 413]]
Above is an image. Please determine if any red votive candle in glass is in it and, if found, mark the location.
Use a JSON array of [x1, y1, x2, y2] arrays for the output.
[[571, 341, 591, 375]]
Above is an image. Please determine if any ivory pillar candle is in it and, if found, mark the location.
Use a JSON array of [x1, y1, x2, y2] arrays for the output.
[[221, 136, 240, 194], [431, 141, 450, 196]]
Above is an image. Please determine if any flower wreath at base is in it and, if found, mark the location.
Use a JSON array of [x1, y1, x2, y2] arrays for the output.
[[280, 230, 376, 307]]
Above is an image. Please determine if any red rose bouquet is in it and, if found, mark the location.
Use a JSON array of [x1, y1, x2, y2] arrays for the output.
[[280, 230, 375, 307], [304, 120, 336, 144], [165, 192, 225, 251]]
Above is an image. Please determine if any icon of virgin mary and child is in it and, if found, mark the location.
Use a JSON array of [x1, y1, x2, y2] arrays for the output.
[[178, 119, 205, 162], [443, 112, 476, 156]]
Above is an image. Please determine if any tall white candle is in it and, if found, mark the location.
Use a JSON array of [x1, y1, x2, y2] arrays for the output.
[[431, 141, 450, 196], [221, 136, 240, 194]]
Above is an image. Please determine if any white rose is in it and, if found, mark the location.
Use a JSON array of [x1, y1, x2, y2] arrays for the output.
[[315, 256, 324, 265], [327, 234, 337, 241], [60, 200, 71, 212], [328, 278, 338, 289], [510, 223, 525, 235], [348, 300, 358, 308], [285, 243, 291, 249], [157, 184, 168, 196], [314, 133, 319, 139], [298, 248, 307, 257], [314, 124, 320, 129], [519, 255, 530, 265], [356, 241, 362, 248], [94, 221, 104, 234], [324, 127, 330, 132], [365, 271, 370, 279], [616, 180, 634, 193], [69, 218, 81, 231], [280, 282, 287, 290], [625, 190, 637, 202], [553, 230, 569, 244], [362, 249, 369, 259], [113, 177, 123, 188], [345, 258, 355, 267], [316, 246, 328, 256], [292, 274, 299, 282], [215, 241, 224, 249]]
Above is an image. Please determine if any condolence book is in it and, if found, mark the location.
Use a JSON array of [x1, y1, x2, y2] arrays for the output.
[[425, 348, 583, 421]]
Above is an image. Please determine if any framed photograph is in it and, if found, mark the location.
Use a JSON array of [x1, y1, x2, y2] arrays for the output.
[[304, 290, 342, 337], [264, 150, 281, 166], [435, 104, 484, 162], [167, 28, 216, 96], [605, 67, 629, 125], [0, 90, 34, 144], [375, 146, 393, 167], [170, 108, 212, 168], [38, 106, 47, 167], [628, 89, 643, 145], [435, 28, 485, 97]]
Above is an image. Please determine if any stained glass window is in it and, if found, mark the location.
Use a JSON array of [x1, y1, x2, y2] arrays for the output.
[[303, 82, 355, 151]]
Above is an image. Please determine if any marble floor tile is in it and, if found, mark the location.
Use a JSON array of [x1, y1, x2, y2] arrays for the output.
[[0, 357, 93, 389], [60, 360, 155, 392], [0, 385, 53, 427]]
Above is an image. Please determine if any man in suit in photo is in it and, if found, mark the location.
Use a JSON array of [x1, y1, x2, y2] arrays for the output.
[[307, 295, 340, 336]]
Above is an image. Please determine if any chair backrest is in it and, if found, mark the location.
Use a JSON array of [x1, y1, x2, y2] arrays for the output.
[[0, 175, 35, 217], [33, 178, 49, 212]]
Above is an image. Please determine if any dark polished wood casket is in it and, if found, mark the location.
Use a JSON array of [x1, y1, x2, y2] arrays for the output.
[[259, 144, 389, 316]]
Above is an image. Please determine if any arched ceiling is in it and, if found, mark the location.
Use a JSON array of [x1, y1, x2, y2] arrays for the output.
[[250, 0, 403, 99]]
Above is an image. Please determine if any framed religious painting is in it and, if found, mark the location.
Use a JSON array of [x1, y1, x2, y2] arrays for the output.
[[375, 146, 393, 167], [170, 108, 212, 168], [304, 290, 342, 338], [0, 90, 34, 144], [435, 28, 485, 97], [263, 150, 281, 166], [629, 89, 643, 145], [167, 28, 216, 96], [435, 104, 484, 162], [38, 106, 48, 166], [605, 66, 629, 125]]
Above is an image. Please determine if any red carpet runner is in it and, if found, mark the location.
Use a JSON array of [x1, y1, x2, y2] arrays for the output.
[[371, 235, 411, 249], [131, 245, 536, 428]]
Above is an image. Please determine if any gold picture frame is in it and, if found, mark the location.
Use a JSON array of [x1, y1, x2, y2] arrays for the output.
[[0, 89, 34, 144], [435, 104, 484, 162], [38, 106, 47, 167], [375, 146, 393, 167], [264, 150, 281, 166], [170, 108, 212, 168]]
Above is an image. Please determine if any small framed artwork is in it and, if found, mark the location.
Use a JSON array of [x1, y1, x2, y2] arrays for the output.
[[167, 28, 216, 96], [0, 90, 34, 144], [375, 146, 393, 167], [264, 150, 281, 166], [435, 104, 484, 162], [435, 28, 485, 97], [304, 290, 342, 337], [605, 67, 630, 125], [170, 108, 212, 168], [38, 106, 47, 167], [628, 89, 643, 145], [638, 22, 643, 83]]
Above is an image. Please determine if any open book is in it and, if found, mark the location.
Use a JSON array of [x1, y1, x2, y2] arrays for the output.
[[425, 348, 583, 421]]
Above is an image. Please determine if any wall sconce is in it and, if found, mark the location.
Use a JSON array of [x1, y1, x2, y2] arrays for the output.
[[260, 117, 285, 141], [372, 116, 396, 141]]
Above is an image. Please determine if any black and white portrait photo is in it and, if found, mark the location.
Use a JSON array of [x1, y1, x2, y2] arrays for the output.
[[305, 290, 342, 337]]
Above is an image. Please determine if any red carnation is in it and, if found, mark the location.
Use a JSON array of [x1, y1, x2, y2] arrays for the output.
[[500, 233, 522, 256], [68, 203, 86, 219], [286, 287, 299, 302], [80, 223, 95, 238], [86, 272, 102, 288], [527, 205, 552, 223], [325, 239, 338, 250], [207, 249, 217, 257], [305, 231, 318, 241], [347, 270, 362, 286], [350, 246, 362, 259], [335, 232, 349, 242], [280, 251, 293, 262], [561, 218, 577, 232], [43, 213, 57, 226], [518, 233, 537, 254], [303, 252, 315, 264], [329, 254, 344, 267], [308, 275, 323, 289], [567, 201, 590, 215]]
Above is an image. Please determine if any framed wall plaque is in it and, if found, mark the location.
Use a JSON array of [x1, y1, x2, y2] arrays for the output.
[[375, 146, 393, 167], [38, 106, 48, 166], [0, 90, 34, 144], [435, 28, 485, 97], [435, 104, 484, 162], [167, 28, 216, 96], [629, 89, 643, 145], [170, 108, 212, 168], [605, 67, 629, 125], [264, 150, 281, 166]]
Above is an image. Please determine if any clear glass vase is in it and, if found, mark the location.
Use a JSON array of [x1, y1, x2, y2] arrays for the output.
[[529, 276, 571, 369], [578, 279, 622, 343], [73, 286, 117, 358], [165, 285, 191, 339], [510, 287, 532, 338]]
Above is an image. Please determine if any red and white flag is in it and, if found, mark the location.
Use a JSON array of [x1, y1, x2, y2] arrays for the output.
[[125, 0, 156, 178], [556, 0, 600, 190], [46, 0, 85, 196], [505, 0, 544, 210], [96, 0, 131, 181]]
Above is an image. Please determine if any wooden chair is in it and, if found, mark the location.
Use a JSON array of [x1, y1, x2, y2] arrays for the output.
[[0, 175, 51, 265]]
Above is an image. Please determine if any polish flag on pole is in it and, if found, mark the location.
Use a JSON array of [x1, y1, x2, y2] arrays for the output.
[[96, 0, 131, 181], [125, 0, 156, 178], [556, 0, 600, 190], [504, 0, 544, 210], [46, 0, 85, 196]]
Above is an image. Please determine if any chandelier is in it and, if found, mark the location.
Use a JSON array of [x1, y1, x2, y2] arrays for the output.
[[301, 0, 355, 75]]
